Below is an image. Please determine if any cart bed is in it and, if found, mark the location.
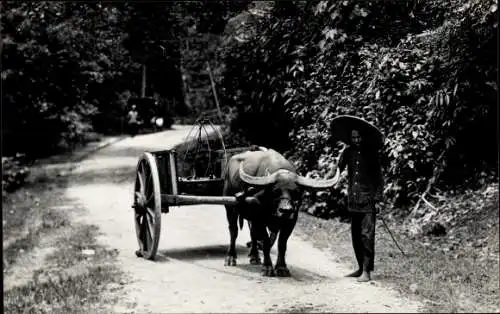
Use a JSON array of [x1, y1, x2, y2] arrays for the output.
[[151, 146, 256, 197]]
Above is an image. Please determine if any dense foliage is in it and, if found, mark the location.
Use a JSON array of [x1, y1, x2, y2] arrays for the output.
[[2, 154, 30, 197], [2, 1, 497, 216], [2, 2, 137, 156], [1, 1, 252, 158], [220, 0, 498, 214], [1, 1, 254, 196]]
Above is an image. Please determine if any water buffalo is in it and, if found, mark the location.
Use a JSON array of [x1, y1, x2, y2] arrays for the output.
[[222, 148, 339, 276]]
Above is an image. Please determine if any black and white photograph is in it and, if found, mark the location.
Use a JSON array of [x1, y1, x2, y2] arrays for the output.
[[2, 1, 498, 313]]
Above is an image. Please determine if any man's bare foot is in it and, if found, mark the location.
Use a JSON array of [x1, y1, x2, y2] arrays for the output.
[[356, 271, 371, 282], [345, 269, 363, 277]]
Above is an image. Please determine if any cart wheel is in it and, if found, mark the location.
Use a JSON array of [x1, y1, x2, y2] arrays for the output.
[[133, 152, 162, 260]]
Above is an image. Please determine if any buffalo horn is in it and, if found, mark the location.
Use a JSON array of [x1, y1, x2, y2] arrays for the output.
[[296, 168, 340, 189], [239, 163, 280, 186]]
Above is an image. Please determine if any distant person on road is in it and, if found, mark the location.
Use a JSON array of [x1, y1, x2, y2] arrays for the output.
[[127, 105, 140, 136]]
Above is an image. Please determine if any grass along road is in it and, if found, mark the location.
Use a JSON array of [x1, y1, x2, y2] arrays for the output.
[[3, 137, 126, 313], [294, 190, 499, 313]]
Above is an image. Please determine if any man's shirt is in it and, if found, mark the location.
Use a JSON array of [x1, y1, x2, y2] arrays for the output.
[[128, 110, 138, 124], [339, 146, 384, 213]]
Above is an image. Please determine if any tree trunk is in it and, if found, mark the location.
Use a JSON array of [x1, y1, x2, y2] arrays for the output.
[[180, 39, 192, 111], [141, 64, 147, 98]]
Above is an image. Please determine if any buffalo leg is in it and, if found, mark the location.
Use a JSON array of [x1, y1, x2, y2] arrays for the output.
[[256, 223, 274, 276], [269, 230, 278, 249], [250, 228, 276, 251], [248, 221, 261, 265], [224, 205, 238, 266], [275, 218, 297, 277]]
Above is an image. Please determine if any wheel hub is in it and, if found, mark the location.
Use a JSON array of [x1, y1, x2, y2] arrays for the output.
[[134, 192, 147, 211]]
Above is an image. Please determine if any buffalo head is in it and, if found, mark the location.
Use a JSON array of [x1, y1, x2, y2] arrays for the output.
[[238, 163, 339, 218]]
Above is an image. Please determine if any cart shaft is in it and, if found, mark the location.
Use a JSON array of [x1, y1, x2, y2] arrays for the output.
[[162, 194, 259, 206]]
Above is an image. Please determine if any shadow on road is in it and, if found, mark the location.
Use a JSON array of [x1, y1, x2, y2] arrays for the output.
[[157, 245, 332, 283], [96, 145, 162, 158], [69, 165, 136, 186], [285, 265, 331, 282], [158, 244, 248, 262], [236, 263, 331, 282]]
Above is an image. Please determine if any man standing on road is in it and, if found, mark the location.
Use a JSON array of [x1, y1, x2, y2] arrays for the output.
[[127, 105, 140, 137], [329, 116, 385, 283]]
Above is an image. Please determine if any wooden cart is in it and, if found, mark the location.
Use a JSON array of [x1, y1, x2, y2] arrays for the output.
[[132, 141, 264, 260]]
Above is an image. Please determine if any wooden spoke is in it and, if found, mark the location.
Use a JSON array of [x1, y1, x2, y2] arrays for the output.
[[145, 171, 152, 200], [139, 163, 147, 195], [146, 206, 155, 220], [145, 215, 154, 247], [136, 214, 146, 251], [146, 193, 154, 205]]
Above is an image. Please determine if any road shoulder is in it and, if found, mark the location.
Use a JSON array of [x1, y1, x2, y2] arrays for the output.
[[3, 135, 127, 313]]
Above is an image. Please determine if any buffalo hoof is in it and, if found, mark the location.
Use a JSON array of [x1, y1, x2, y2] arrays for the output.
[[249, 255, 261, 265], [261, 265, 275, 277], [275, 266, 291, 277], [224, 256, 237, 266]]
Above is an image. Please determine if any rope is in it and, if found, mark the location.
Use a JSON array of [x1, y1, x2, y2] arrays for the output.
[[380, 216, 407, 256]]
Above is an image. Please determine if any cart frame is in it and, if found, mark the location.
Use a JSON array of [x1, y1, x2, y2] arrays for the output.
[[132, 146, 261, 260]]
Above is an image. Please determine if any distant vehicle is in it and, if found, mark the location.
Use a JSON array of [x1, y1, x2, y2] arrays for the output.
[[128, 97, 172, 133]]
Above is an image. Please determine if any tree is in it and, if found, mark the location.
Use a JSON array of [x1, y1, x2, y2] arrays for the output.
[[119, 1, 253, 117], [1, 2, 134, 155]]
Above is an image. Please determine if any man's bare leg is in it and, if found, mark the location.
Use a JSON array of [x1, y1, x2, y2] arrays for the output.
[[356, 270, 371, 282]]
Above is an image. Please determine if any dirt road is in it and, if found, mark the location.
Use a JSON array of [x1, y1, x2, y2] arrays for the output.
[[66, 125, 423, 313]]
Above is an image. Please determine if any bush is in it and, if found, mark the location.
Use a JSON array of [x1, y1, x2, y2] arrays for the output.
[[2, 154, 30, 196], [221, 0, 498, 215]]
